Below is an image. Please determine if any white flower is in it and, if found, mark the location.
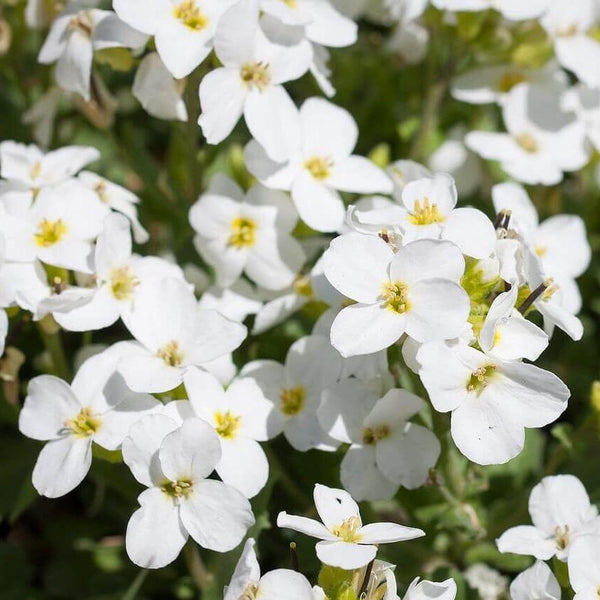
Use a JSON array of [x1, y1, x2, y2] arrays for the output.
[[404, 578, 457, 600], [541, 0, 600, 89], [432, 0, 551, 20], [160, 367, 274, 499], [509, 561, 561, 600], [240, 335, 342, 451], [189, 174, 305, 290], [568, 534, 600, 600], [133, 53, 188, 123], [245, 97, 393, 232], [38, 6, 147, 100], [452, 61, 567, 106], [277, 483, 425, 569], [0, 141, 99, 191], [113, 0, 237, 79], [323, 233, 470, 357], [78, 170, 149, 244], [416, 341, 570, 464], [0, 180, 109, 273], [55, 213, 182, 331], [18, 344, 160, 498], [118, 277, 247, 393], [224, 538, 314, 600], [123, 416, 254, 568], [466, 83, 590, 185], [198, 0, 311, 160], [464, 564, 508, 600], [497, 474, 600, 561], [318, 380, 440, 501]]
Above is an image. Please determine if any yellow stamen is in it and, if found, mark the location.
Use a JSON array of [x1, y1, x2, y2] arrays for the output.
[[228, 217, 256, 248], [64, 407, 101, 437], [157, 340, 184, 367], [173, 0, 208, 30], [30, 161, 42, 181], [535, 245, 547, 257], [408, 198, 445, 226], [304, 156, 333, 181], [161, 478, 194, 499], [515, 133, 538, 154], [240, 62, 271, 90], [467, 365, 496, 394], [554, 525, 569, 551], [34, 219, 68, 247], [279, 386, 306, 416], [214, 410, 241, 439], [362, 425, 390, 445], [380, 281, 411, 314], [332, 516, 362, 543], [292, 275, 313, 298], [110, 266, 139, 301]]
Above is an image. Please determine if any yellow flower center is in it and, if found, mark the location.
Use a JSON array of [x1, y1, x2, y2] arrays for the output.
[[492, 328, 502, 348], [173, 0, 208, 30], [407, 198, 445, 226], [467, 365, 496, 394], [362, 425, 390, 445], [332, 516, 362, 543], [535, 245, 547, 257], [94, 181, 109, 203], [515, 133, 538, 154], [34, 219, 68, 247], [64, 407, 101, 438], [161, 478, 194, 499], [496, 71, 527, 94], [554, 525, 570, 550], [110, 266, 139, 301], [30, 160, 42, 181], [240, 583, 259, 600], [304, 156, 333, 181], [68, 12, 92, 36], [157, 340, 184, 367], [240, 62, 271, 90], [381, 281, 411, 314], [280, 0, 297, 7], [280, 386, 306, 416], [214, 410, 242, 439], [292, 275, 313, 298], [228, 217, 257, 248]]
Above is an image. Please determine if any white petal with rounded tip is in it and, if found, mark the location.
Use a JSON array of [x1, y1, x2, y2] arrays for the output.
[[55, 29, 93, 100], [291, 172, 345, 232], [159, 418, 221, 482], [496, 526, 558, 561], [179, 479, 254, 552], [126, 487, 187, 569], [316, 540, 376, 569], [32, 436, 92, 498], [259, 569, 314, 600], [324, 233, 392, 304], [359, 521, 425, 544], [119, 354, 184, 394], [217, 437, 268, 499], [568, 535, 600, 594], [19, 375, 80, 441], [314, 483, 360, 529], [224, 538, 260, 600], [277, 512, 335, 540], [328, 156, 393, 194], [510, 561, 561, 600], [443, 207, 496, 259]]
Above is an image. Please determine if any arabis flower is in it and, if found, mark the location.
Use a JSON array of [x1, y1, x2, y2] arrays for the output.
[[277, 483, 425, 569], [189, 174, 305, 290], [509, 561, 560, 600], [497, 474, 600, 561], [318, 381, 440, 500], [0, 141, 99, 192], [198, 0, 312, 160], [245, 97, 393, 232], [568, 534, 600, 600], [123, 416, 254, 568], [466, 83, 590, 185], [55, 214, 183, 331], [18, 344, 160, 498], [118, 277, 247, 393], [323, 234, 470, 357], [113, 0, 237, 78], [240, 335, 342, 451], [404, 578, 457, 600], [38, 5, 147, 100], [224, 538, 314, 600], [0, 180, 109, 273], [161, 368, 273, 499]]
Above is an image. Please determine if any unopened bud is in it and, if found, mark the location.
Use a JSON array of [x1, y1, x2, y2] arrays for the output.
[[0, 19, 12, 56]]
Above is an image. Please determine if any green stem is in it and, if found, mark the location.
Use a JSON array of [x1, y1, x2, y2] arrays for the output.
[[121, 569, 149, 600], [184, 541, 208, 592], [266, 446, 311, 506], [38, 319, 71, 380]]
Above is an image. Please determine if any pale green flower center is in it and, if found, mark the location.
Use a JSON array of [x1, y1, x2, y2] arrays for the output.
[[381, 281, 411, 314], [280, 386, 306, 416], [228, 217, 257, 248], [65, 407, 101, 438], [332, 516, 362, 543], [173, 0, 208, 30], [214, 411, 241, 439], [157, 340, 184, 367]]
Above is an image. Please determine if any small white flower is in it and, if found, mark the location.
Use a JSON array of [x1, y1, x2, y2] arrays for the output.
[[246, 97, 393, 232], [323, 233, 470, 356], [18, 344, 160, 498], [497, 474, 600, 561], [568, 534, 600, 600], [277, 483, 425, 569], [123, 416, 254, 568], [509, 561, 561, 600], [189, 175, 305, 290], [118, 277, 247, 393]]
